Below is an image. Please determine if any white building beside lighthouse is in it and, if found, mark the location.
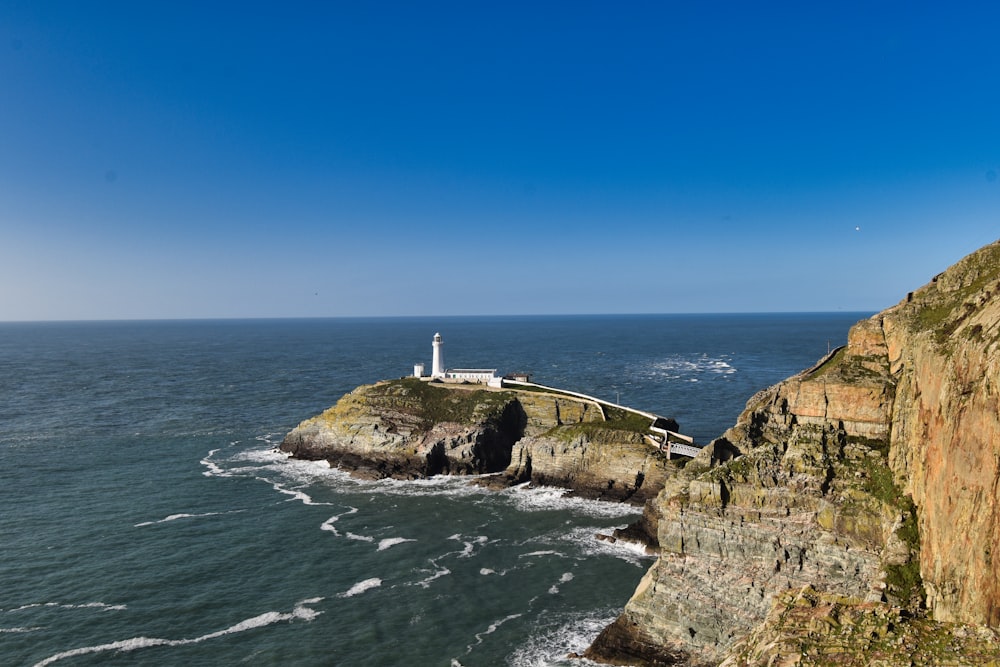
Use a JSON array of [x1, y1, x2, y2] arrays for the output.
[[413, 333, 500, 386]]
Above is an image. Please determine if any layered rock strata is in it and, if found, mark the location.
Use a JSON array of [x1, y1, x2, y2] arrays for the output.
[[587, 239, 1000, 665], [281, 377, 680, 503]]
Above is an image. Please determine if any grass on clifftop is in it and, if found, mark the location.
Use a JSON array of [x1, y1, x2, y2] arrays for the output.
[[376, 378, 664, 443], [730, 587, 1000, 667], [909, 241, 1000, 350], [372, 378, 514, 426], [808, 347, 888, 384], [546, 405, 655, 442]]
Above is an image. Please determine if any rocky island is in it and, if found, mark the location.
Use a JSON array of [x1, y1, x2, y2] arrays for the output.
[[280, 377, 689, 504]]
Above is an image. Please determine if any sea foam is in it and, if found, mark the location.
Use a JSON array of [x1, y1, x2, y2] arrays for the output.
[[5, 602, 126, 613], [340, 579, 382, 598], [377, 537, 415, 551], [134, 511, 243, 528], [32, 597, 323, 666], [502, 484, 640, 519], [467, 613, 523, 650], [319, 506, 359, 536], [506, 610, 620, 667]]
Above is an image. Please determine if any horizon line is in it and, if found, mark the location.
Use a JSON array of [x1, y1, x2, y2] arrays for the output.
[[0, 310, 877, 325]]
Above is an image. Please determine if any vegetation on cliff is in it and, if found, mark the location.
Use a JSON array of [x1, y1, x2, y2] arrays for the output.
[[723, 587, 1000, 667], [902, 240, 1000, 351], [356, 377, 517, 429], [588, 239, 1000, 666]]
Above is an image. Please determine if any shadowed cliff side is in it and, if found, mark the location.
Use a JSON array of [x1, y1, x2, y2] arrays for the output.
[[586, 239, 1000, 666]]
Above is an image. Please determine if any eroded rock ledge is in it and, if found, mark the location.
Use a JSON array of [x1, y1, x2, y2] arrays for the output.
[[586, 239, 1000, 665], [280, 378, 684, 504]]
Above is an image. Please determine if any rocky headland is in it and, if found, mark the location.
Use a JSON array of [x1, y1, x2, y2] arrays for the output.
[[584, 239, 1000, 666], [280, 378, 684, 504], [281, 239, 1000, 665]]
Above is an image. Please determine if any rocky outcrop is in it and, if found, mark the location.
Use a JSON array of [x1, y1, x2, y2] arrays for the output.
[[721, 586, 1000, 667], [280, 378, 526, 479], [281, 377, 681, 502], [506, 427, 674, 503], [587, 239, 1000, 665]]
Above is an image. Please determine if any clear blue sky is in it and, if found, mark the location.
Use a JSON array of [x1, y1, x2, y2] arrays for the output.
[[2, 1, 998, 320]]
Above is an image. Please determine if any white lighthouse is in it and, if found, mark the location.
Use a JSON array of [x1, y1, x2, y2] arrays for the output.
[[431, 333, 445, 378]]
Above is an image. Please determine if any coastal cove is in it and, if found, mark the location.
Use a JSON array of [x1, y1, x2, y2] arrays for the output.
[[0, 313, 864, 666]]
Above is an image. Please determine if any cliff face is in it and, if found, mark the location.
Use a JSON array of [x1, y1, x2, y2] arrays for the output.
[[281, 378, 679, 502], [882, 243, 1000, 627], [506, 427, 673, 503], [587, 240, 1000, 665]]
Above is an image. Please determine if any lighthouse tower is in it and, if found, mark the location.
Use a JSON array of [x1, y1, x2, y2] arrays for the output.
[[431, 333, 445, 378]]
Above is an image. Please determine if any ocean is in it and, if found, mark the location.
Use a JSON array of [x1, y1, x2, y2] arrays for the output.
[[0, 313, 867, 666]]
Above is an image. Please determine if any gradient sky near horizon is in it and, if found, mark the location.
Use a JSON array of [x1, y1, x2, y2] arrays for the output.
[[2, 2, 999, 321]]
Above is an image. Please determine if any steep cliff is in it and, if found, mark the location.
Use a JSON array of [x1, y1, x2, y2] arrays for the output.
[[587, 239, 1000, 665], [281, 378, 681, 503]]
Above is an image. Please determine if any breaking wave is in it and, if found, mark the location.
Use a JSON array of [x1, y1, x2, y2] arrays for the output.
[[32, 597, 324, 666]]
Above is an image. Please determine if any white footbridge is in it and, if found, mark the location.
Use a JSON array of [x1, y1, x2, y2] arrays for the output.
[[501, 379, 701, 459]]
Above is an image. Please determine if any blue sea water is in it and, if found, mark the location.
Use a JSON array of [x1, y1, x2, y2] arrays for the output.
[[0, 313, 867, 666]]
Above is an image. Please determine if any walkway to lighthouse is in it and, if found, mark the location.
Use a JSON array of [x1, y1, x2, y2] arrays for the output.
[[417, 333, 701, 459], [501, 379, 701, 459]]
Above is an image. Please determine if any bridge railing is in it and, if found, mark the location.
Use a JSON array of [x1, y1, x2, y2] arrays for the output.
[[503, 379, 701, 457]]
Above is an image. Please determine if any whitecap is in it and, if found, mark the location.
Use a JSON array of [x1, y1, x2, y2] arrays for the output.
[[345, 532, 374, 543], [414, 568, 451, 588], [549, 572, 575, 595], [6, 602, 126, 613], [449, 533, 488, 558], [377, 537, 415, 551], [199, 449, 226, 477], [479, 568, 495, 575], [412, 555, 451, 588], [273, 484, 333, 506], [70, 602, 128, 611], [518, 550, 566, 559], [340, 579, 382, 598], [0, 626, 41, 633], [466, 613, 523, 651], [32, 597, 323, 666], [319, 506, 359, 536], [631, 353, 737, 383], [134, 510, 244, 528]]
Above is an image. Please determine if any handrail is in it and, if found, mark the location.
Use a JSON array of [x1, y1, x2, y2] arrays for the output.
[[504, 378, 698, 449]]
